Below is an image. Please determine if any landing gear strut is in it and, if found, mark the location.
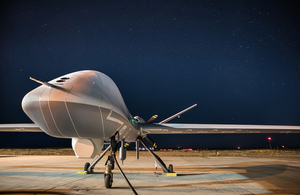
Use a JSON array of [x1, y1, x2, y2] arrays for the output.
[[137, 136, 174, 174], [84, 145, 111, 174]]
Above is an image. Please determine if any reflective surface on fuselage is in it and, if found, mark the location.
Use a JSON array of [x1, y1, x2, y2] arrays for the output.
[[22, 70, 139, 142]]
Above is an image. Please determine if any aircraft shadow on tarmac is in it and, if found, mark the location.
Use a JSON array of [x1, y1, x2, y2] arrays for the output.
[[219, 164, 288, 179], [112, 164, 296, 194]]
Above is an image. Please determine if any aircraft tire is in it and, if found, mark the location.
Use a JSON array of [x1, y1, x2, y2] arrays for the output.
[[105, 174, 112, 188], [168, 164, 173, 172], [84, 162, 90, 173]]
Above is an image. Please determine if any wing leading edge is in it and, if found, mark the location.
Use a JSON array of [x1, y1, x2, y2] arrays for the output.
[[140, 123, 300, 134], [2, 123, 300, 134], [0, 124, 42, 132]]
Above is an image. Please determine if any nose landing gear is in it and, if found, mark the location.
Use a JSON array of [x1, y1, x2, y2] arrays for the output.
[[82, 135, 137, 194], [109, 135, 137, 194]]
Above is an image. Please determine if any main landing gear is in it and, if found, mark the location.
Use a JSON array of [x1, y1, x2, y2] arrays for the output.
[[136, 136, 173, 174], [84, 144, 111, 174], [82, 134, 174, 194]]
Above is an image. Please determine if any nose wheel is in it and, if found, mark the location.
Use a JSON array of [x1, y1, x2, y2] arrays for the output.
[[104, 155, 114, 188], [105, 174, 113, 188]]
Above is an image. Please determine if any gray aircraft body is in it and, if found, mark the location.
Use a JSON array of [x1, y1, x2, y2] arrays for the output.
[[1, 70, 300, 193]]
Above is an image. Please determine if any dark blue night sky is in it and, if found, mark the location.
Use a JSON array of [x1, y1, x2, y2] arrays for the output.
[[1, 1, 299, 149]]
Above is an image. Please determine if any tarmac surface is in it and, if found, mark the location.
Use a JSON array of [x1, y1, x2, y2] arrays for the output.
[[0, 154, 299, 195]]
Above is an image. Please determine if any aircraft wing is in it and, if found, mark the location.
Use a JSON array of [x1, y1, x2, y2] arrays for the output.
[[140, 123, 300, 134], [0, 124, 43, 132]]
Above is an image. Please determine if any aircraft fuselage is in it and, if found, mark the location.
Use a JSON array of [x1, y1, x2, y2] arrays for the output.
[[22, 70, 139, 142]]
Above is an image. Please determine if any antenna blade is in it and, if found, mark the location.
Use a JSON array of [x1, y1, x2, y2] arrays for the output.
[[30, 77, 53, 88], [30, 77, 73, 95]]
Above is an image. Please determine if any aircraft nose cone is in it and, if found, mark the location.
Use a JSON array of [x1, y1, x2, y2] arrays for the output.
[[21, 86, 58, 137], [22, 90, 37, 121]]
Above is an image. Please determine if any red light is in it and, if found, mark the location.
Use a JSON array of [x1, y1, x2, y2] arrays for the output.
[[268, 137, 272, 141]]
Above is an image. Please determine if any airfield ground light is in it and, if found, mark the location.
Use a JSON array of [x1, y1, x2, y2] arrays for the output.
[[268, 137, 272, 149]]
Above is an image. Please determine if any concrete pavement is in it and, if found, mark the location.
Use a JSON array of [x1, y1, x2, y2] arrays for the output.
[[0, 154, 299, 194]]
